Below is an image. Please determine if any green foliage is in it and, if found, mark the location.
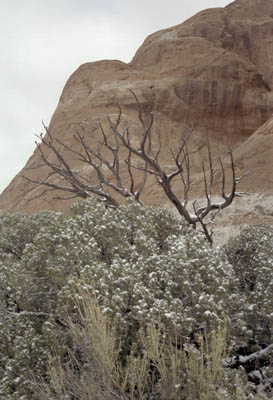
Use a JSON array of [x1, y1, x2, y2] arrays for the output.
[[224, 224, 273, 345]]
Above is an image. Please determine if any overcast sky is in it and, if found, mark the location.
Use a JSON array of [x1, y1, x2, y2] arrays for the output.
[[0, 0, 231, 194]]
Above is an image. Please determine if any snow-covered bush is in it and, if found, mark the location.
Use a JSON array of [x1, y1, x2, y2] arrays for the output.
[[59, 198, 239, 341], [224, 224, 273, 345], [0, 211, 68, 398], [2, 200, 271, 398]]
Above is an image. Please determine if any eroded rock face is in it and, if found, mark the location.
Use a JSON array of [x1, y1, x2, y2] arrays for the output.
[[1, 0, 273, 215]]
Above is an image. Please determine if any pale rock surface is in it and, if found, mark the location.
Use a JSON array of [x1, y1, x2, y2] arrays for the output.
[[1, 0, 273, 243]]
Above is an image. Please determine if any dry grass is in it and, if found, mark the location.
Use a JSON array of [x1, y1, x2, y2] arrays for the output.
[[33, 288, 265, 400]]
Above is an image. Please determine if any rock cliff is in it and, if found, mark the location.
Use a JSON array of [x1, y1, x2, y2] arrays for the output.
[[0, 0, 273, 241]]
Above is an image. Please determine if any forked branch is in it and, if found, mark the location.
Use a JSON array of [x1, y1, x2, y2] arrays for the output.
[[107, 97, 246, 243], [22, 118, 148, 208], [22, 92, 247, 244]]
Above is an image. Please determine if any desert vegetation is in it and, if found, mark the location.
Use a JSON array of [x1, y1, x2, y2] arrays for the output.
[[2, 0, 273, 396], [0, 93, 271, 399], [0, 198, 272, 399]]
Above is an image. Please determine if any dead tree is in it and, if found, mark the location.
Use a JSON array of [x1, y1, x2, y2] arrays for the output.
[[23, 117, 148, 209], [23, 92, 247, 244]]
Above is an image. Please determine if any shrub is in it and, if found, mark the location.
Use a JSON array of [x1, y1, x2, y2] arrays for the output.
[[224, 224, 273, 346], [1, 200, 270, 398], [35, 289, 266, 400], [0, 211, 68, 398], [57, 198, 238, 341]]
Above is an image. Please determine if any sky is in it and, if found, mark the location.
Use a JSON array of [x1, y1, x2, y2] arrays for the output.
[[0, 0, 231, 194]]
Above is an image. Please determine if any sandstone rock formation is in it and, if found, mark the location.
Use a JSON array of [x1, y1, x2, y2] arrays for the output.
[[1, 0, 273, 241]]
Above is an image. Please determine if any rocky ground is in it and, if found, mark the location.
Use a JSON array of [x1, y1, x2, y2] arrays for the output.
[[208, 192, 273, 246]]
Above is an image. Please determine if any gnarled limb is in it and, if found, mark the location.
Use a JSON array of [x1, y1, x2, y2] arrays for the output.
[[22, 91, 247, 244], [22, 115, 148, 208], [107, 94, 247, 244], [224, 344, 273, 390]]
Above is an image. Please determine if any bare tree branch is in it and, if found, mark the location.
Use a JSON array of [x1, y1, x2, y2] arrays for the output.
[[224, 344, 273, 370], [22, 91, 247, 244]]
